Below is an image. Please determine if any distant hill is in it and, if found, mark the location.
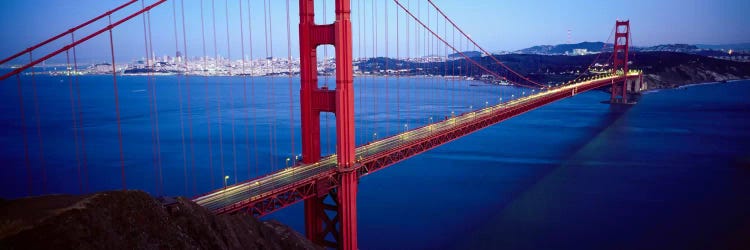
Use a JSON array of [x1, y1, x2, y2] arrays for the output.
[[357, 51, 750, 89], [515, 42, 750, 57], [637, 44, 700, 53], [634, 44, 749, 57], [449, 51, 482, 58], [516, 42, 609, 55], [695, 43, 750, 52]]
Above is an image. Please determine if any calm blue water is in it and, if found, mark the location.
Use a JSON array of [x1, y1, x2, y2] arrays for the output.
[[1, 74, 749, 249]]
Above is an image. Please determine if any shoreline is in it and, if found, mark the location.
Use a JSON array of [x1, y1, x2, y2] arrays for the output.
[[18, 70, 750, 92], [642, 78, 748, 94]]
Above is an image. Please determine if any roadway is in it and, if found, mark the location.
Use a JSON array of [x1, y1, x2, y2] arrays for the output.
[[193, 71, 642, 213]]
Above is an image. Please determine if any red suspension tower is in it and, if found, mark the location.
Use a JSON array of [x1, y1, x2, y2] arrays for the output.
[[299, 0, 357, 249], [611, 20, 630, 104]]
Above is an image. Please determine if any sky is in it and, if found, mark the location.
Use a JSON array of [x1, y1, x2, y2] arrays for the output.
[[0, 0, 748, 63]]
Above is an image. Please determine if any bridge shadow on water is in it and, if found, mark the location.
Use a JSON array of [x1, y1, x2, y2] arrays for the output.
[[454, 100, 638, 249]]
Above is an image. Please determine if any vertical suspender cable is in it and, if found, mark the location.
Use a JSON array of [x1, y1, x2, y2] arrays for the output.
[[395, 0, 400, 135], [16, 75, 32, 196], [248, 0, 259, 176], [180, 0, 197, 195], [108, 15, 127, 190], [465, 36, 469, 108], [224, 0, 239, 185], [142, 2, 159, 194], [142, 0, 157, 193], [438, 6, 442, 118], [373, 0, 378, 141], [406, 0, 410, 131], [286, 0, 295, 167], [29, 52, 47, 193], [451, 25, 455, 113], [384, 0, 389, 136], [420, 0, 425, 125], [428, 1, 433, 121], [65, 50, 83, 194], [144, 1, 164, 195], [444, 13, 449, 116], [359, 0, 370, 146], [264, 0, 276, 172], [173, 0, 189, 195], [71, 33, 89, 192], [414, 0, 419, 127], [413, 0, 424, 127], [200, 0, 215, 189], [148, 8, 164, 195], [238, 0, 250, 180], [366, 0, 370, 142], [270, 0, 277, 171], [211, 0, 226, 186], [431, 2, 436, 122]]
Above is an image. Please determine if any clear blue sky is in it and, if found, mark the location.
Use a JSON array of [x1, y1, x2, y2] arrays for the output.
[[0, 0, 748, 63]]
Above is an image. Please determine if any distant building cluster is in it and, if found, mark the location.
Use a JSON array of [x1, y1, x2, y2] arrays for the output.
[[124, 54, 303, 76], [37, 51, 463, 77], [565, 49, 593, 56], [710, 55, 750, 62], [41, 53, 306, 77]]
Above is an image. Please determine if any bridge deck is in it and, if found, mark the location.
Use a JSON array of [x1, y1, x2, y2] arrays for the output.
[[193, 72, 642, 216]]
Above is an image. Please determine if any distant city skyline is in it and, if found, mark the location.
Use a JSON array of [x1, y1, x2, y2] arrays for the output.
[[0, 0, 748, 63]]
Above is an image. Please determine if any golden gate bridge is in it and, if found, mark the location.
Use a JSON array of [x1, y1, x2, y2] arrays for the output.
[[0, 0, 643, 249]]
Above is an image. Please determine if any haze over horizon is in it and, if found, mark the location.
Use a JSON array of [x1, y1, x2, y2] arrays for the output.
[[0, 0, 748, 62]]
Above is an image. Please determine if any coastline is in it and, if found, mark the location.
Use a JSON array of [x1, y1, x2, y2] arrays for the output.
[[640, 78, 749, 95], [643, 77, 749, 94]]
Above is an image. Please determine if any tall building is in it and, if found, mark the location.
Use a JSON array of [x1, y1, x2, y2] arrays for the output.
[[176, 51, 183, 63]]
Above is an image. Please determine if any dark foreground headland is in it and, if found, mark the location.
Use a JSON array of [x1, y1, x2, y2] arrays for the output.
[[0, 191, 320, 250]]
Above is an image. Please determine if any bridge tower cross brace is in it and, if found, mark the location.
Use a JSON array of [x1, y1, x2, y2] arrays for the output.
[[611, 20, 630, 103], [299, 0, 357, 249]]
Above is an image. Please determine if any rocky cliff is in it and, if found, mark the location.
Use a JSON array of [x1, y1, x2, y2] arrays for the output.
[[632, 52, 750, 89], [0, 191, 320, 250]]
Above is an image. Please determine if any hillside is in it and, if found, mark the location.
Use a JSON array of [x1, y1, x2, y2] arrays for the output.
[[357, 52, 750, 89], [516, 42, 608, 54], [0, 191, 320, 250], [515, 42, 750, 57], [448, 51, 482, 58], [696, 43, 750, 52], [631, 52, 750, 88]]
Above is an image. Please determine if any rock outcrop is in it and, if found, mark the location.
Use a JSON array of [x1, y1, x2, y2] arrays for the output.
[[0, 191, 320, 250]]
